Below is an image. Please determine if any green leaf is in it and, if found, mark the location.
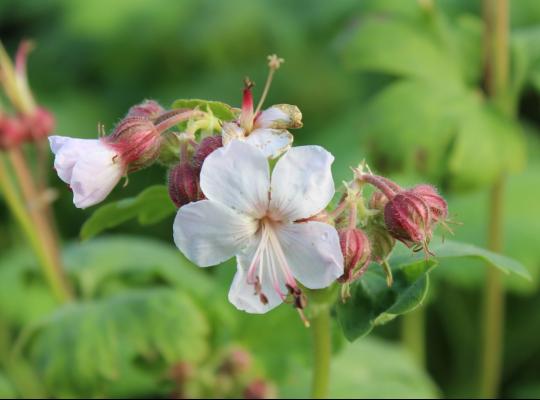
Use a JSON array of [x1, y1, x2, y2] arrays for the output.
[[80, 186, 176, 240], [171, 99, 238, 121], [337, 255, 435, 342], [337, 239, 530, 341], [27, 288, 209, 398], [340, 15, 461, 82], [281, 337, 439, 398], [0, 372, 16, 399]]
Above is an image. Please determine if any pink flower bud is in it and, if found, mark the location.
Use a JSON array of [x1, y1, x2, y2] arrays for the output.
[[338, 228, 371, 283], [126, 99, 165, 119], [369, 190, 389, 211], [107, 116, 161, 171], [26, 107, 55, 140], [384, 192, 432, 250], [193, 135, 223, 170], [168, 162, 203, 207], [410, 184, 448, 222], [0, 115, 26, 149], [243, 379, 276, 400], [220, 347, 253, 376]]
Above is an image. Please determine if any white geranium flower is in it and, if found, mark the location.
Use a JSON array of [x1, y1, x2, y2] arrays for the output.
[[221, 82, 302, 159], [173, 140, 343, 314], [49, 136, 125, 209]]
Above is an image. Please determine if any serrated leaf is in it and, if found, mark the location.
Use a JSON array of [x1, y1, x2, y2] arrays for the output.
[[171, 99, 238, 121], [80, 186, 176, 240], [337, 239, 530, 341], [28, 288, 209, 398]]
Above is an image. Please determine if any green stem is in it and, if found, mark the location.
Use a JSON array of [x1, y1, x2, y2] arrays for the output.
[[402, 308, 426, 367], [311, 307, 331, 399], [0, 154, 71, 302], [479, 0, 509, 397]]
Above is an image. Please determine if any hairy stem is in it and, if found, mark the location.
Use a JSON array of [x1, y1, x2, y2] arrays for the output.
[[311, 307, 332, 399]]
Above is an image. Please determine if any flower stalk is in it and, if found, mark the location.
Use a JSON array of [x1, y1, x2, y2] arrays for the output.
[[310, 306, 331, 399]]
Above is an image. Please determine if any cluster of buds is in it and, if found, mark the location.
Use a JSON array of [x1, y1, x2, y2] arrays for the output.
[[328, 165, 449, 299], [0, 41, 55, 150], [169, 347, 276, 399]]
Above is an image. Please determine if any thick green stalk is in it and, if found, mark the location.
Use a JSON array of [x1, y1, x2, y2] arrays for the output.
[[311, 307, 331, 399], [480, 0, 509, 397]]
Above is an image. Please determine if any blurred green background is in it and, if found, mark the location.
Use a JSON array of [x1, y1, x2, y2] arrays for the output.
[[1, 0, 540, 398]]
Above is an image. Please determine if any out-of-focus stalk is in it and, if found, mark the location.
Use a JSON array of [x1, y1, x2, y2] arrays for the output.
[[480, 0, 510, 397]]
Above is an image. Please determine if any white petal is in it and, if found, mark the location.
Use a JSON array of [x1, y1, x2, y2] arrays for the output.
[[254, 105, 302, 130], [276, 221, 343, 289], [49, 136, 105, 183], [200, 140, 270, 218], [173, 199, 258, 267], [245, 128, 293, 159], [228, 235, 284, 314], [69, 143, 124, 208], [221, 122, 245, 146], [269, 146, 335, 221]]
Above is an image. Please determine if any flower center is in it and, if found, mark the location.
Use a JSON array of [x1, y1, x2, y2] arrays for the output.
[[246, 217, 297, 303]]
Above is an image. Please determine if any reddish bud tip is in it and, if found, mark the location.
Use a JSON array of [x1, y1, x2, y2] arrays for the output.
[[27, 107, 55, 140], [126, 99, 165, 120], [107, 116, 161, 171], [0, 115, 27, 149], [193, 136, 223, 170], [167, 162, 203, 207], [338, 228, 371, 283], [410, 184, 448, 222]]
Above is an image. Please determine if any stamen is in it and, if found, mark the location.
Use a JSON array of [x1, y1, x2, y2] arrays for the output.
[[254, 54, 284, 115]]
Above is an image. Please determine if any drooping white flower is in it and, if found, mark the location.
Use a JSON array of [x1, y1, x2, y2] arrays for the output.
[[49, 136, 125, 208], [173, 140, 343, 314], [221, 82, 302, 159]]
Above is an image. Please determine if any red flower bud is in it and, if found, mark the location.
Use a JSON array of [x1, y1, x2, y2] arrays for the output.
[[168, 162, 203, 207], [193, 135, 223, 170], [26, 107, 55, 140], [410, 184, 448, 223], [107, 116, 161, 171], [0, 115, 26, 149], [384, 192, 432, 251], [126, 99, 165, 120], [338, 228, 371, 283]]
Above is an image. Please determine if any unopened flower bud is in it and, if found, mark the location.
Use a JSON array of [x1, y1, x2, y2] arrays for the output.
[[384, 192, 432, 251], [26, 107, 55, 140], [126, 99, 165, 120], [410, 184, 448, 222], [369, 190, 389, 211], [243, 378, 276, 400], [220, 347, 252, 376], [0, 114, 26, 149], [169, 361, 194, 384], [338, 228, 371, 283], [107, 116, 162, 172], [193, 135, 223, 170], [168, 162, 202, 208]]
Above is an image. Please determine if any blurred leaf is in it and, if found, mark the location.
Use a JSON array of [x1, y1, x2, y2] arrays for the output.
[[28, 288, 209, 398], [0, 372, 16, 399], [80, 186, 175, 240], [281, 336, 439, 398], [341, 15, 461, 82], [338, 240, 529, 341], [171, 99, 238, 121]]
